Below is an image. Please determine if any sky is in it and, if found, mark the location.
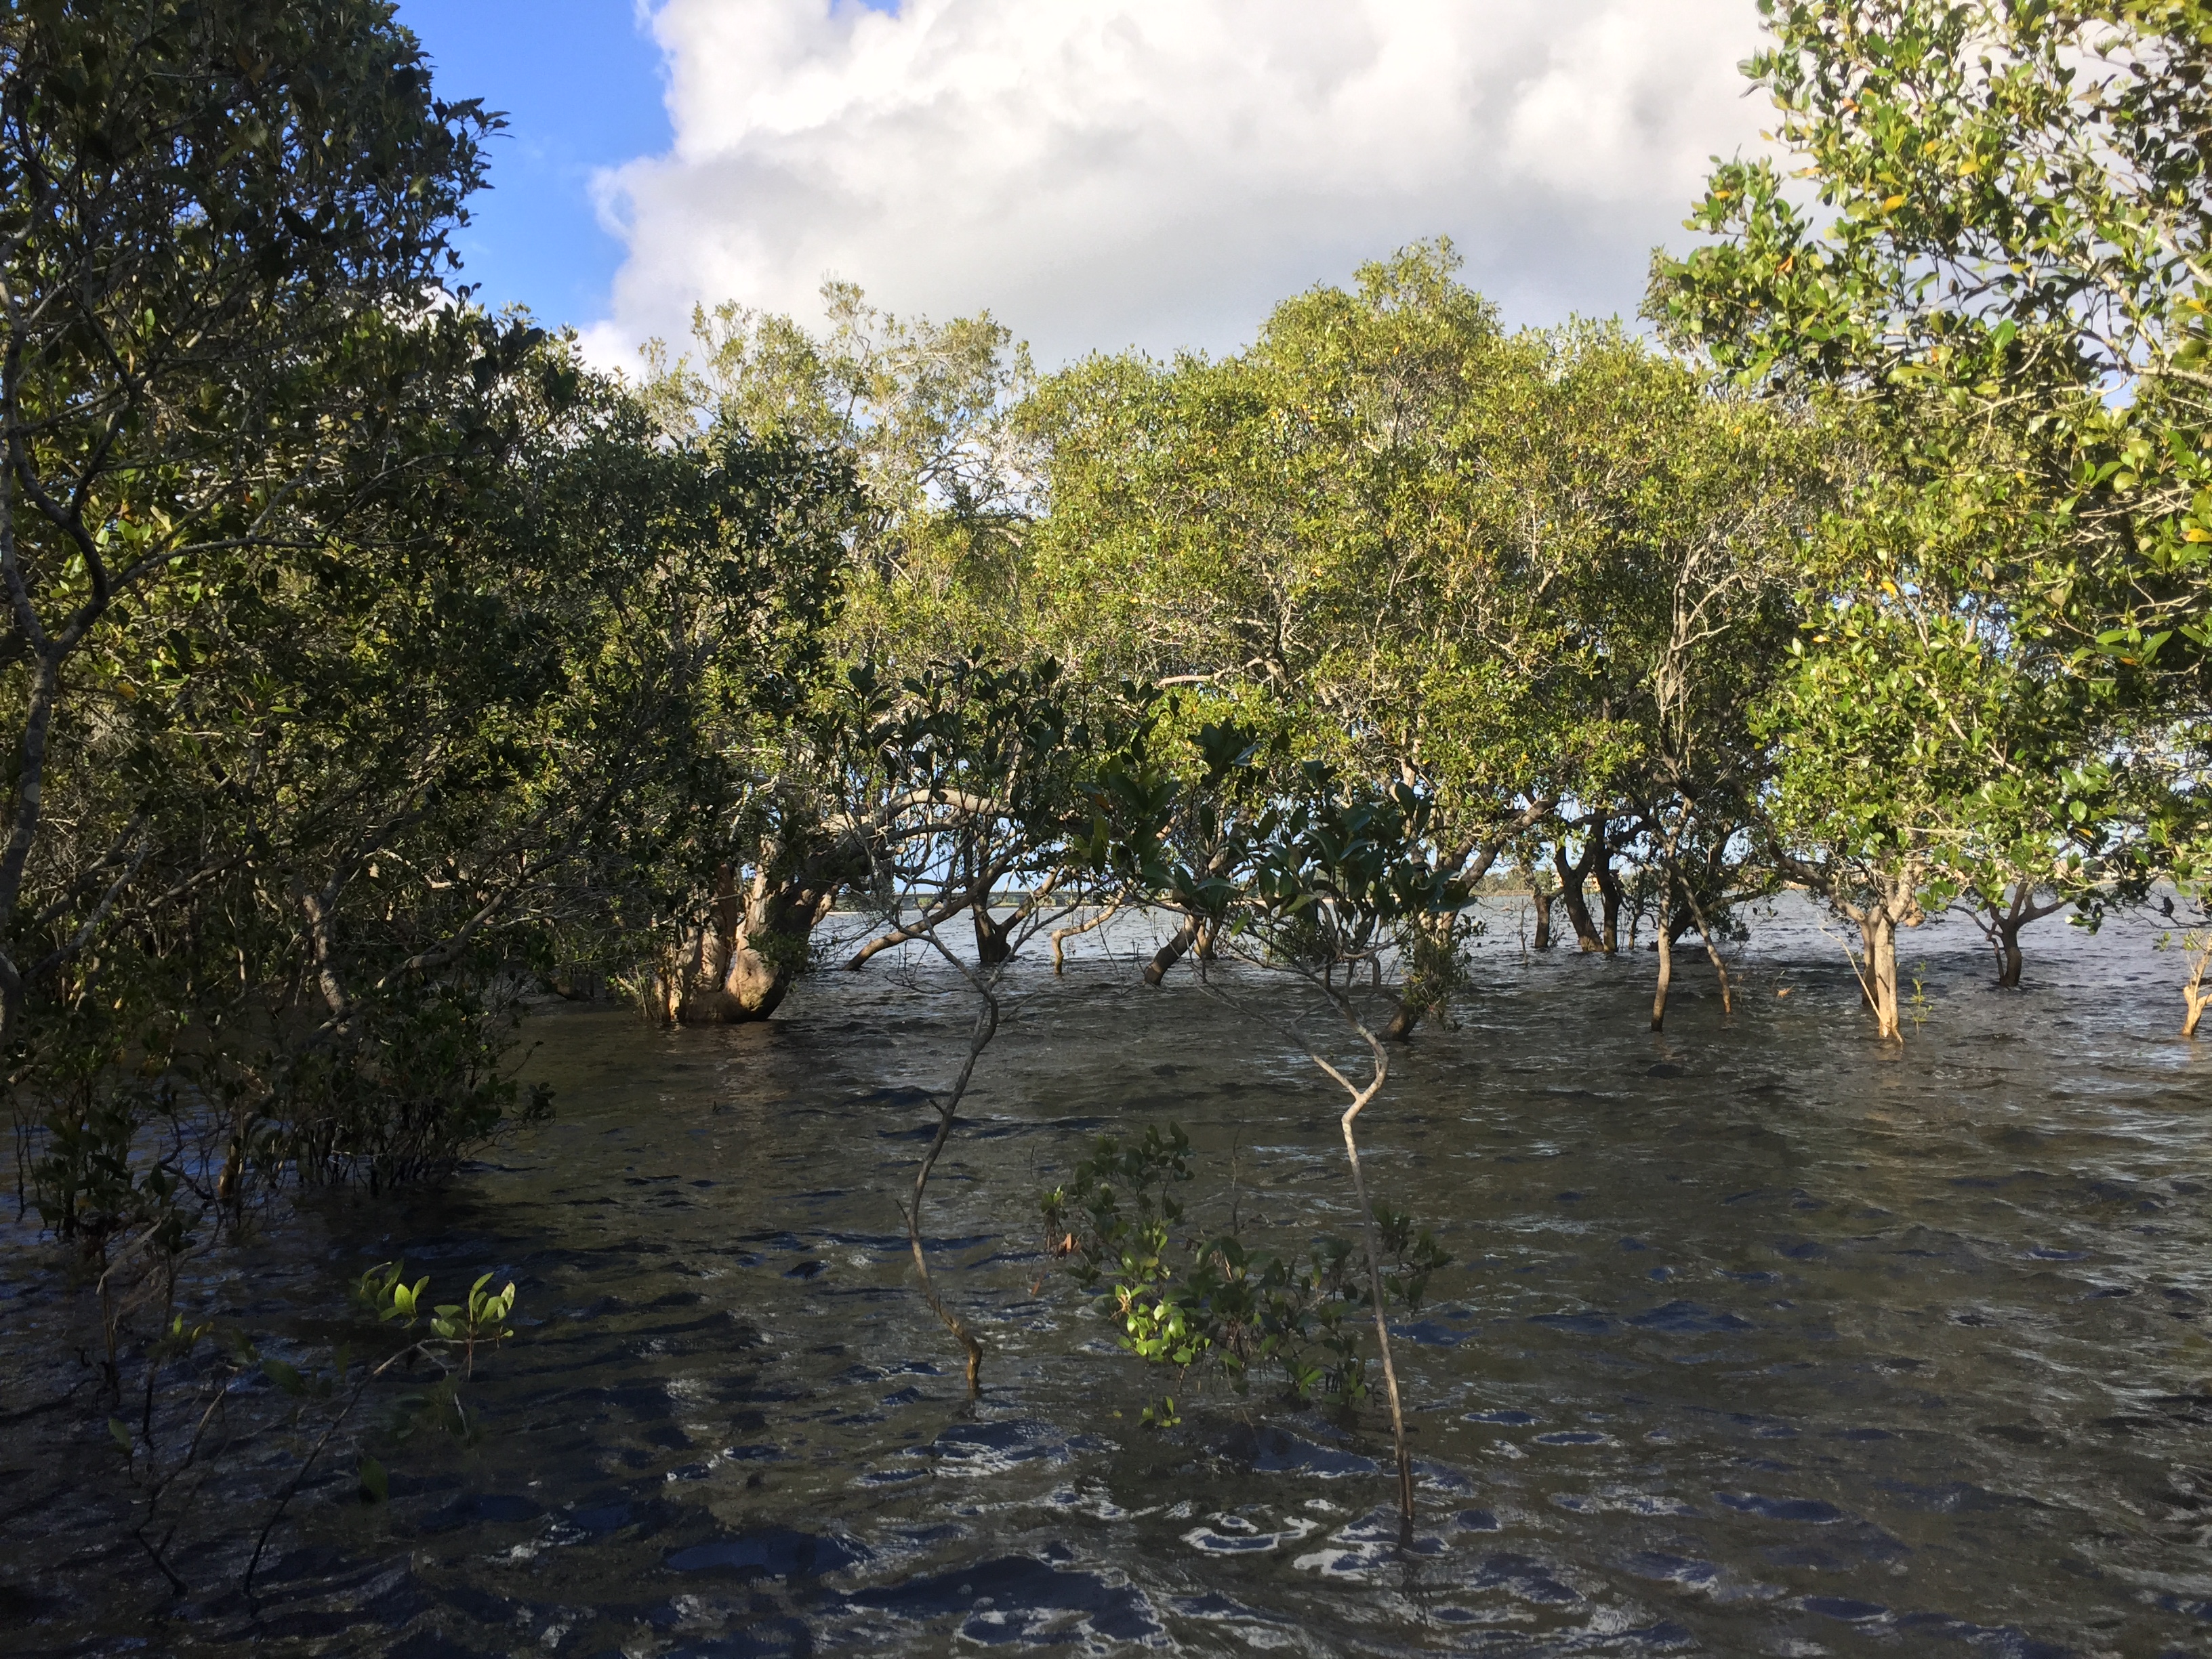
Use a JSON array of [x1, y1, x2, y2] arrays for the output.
[[391, 1, 675, 329], [394, 1, 1773, 374]]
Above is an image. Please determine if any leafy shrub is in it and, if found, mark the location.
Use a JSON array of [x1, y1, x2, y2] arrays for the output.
[[1040, 1123, 1448, 1425]]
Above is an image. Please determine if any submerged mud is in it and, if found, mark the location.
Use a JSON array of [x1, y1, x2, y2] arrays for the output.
[[5, 898, 2211, 1656]]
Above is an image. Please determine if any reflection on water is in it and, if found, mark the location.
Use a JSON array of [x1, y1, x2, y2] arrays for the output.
[[5, 897, 2212, 1656]]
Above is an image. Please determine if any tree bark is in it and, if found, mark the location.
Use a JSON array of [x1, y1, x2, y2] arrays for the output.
[[1859, 907, 1902, 1040], [0, 651, 61, 1044], [2182, 939, 2211, 1039], [971, 901, 1015, 966], [295, 882, 354, 1029], [1553, 840, 1603, 953], [846, 891, 974, 971], [1144, 849, 1234, 986], [1143, 915, 1202, 986], [1650, 867, 1674, 1031], [1202, 964, 1415, 1530], [1593, 855, 1624, 956], [1977, 885, 2064, 989], [909, 990, 994, 1395], [1777, 853, 1924, 1042], [676, 863, 838, 1023], [1338, 1071, 1415, 1531], [1143, 911, 1215, 985], [1050, 898, 1123, 974], [1676, 877, 1733, 1015], [1530, 888, 1553, 951]]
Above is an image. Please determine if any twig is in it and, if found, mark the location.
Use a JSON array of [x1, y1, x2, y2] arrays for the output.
[[243, 1341, 438, 1603], [1192, 956, 1416, 1530]]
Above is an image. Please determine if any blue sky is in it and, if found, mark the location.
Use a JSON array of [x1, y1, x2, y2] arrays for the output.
[[390, 1, 907, 330], [394, 2, 1765, 370], [392, 1, 672, 327]]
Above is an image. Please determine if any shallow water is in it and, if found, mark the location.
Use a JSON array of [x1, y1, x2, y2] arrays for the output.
[[6, 897, 2212, 1657]]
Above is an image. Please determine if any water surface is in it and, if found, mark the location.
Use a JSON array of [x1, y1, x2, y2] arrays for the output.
[[6, 899, 2211, 1656]]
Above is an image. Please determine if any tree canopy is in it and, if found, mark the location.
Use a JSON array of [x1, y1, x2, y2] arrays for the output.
[[15, 0, 2212, 1353]]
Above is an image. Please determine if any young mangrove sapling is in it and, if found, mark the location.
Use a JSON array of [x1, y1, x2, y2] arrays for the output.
[[1084, 717, 1465, 1530], [842, 659, 1096, 1393]]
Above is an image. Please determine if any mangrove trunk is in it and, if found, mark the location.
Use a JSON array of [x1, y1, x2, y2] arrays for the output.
[[1553, 841, 1603, 953], [671, 863, 837, 1024]]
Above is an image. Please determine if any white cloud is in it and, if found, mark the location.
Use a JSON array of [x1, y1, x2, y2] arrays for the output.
[[583, 0, 1772, 371]]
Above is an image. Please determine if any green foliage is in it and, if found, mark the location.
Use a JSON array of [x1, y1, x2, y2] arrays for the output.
[[1077, 686, 1473, 1007], [642, 280, 1039, 669], [1034, 245, 1820, 907], [1393, 910, 1485, 1032], [356, 1258, 518, 1422], [1654, 0, 2209, 518], [1039, 1125, 1448, 1416], [0, 0, 491, 1010], [1645, 0, 2212, 1006], [829, 653, 1109, 973], [1029, 244, 1566, 844], [30, 1083, 188, 1254], [9, 268, 857, 1220], [94, 1261, 532, 1597], [1, 18, 866, 1507]]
